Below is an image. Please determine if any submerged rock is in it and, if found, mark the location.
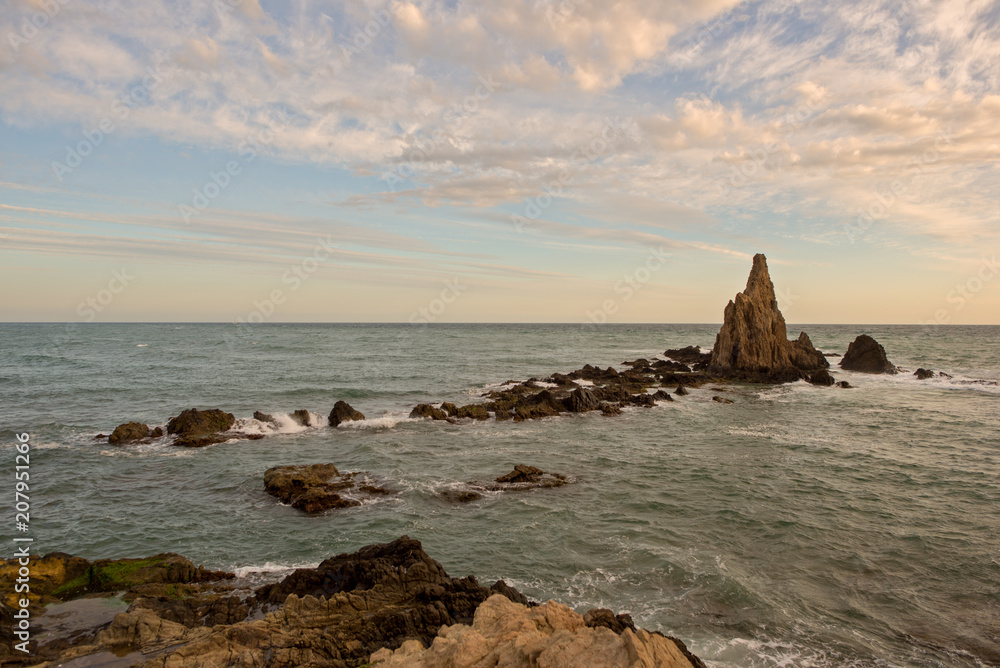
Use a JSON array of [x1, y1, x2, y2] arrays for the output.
[[440, 465, 570, 503], [675, 384, 689, 396], [840, 335, 897, 374], [836, 380, 853, 388], [914, 368, 935, 380], [329, 400, 365, 426], [438, 489, 485, 503], [370, 593, 703, 668], [263, 463, 390, 513]]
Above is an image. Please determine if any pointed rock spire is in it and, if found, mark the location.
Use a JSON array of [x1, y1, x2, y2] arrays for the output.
[[709, 254, 796, 380]]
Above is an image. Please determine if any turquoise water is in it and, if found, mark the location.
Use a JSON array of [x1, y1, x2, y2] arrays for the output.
[[2, 323, 998, 667]]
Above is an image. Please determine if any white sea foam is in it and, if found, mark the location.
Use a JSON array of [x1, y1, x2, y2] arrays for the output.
[[136, 344, 148, 347], [339, 414, 418, 430], [573, 379, 594, 386], [232, 561, 320, 578], [234, 411, 323, 436]]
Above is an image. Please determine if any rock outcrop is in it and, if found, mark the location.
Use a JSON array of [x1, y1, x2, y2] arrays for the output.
[[290, 409, 312, 426], [166, 408, 236, 447], [708, 254, 827, 382], [914, 368, 935, 380], [1, 538, 701, 668], [840, 335, 897, 374], [788, 332, 829, 371], [263, 463, 391, 512], [410, 403, 449, 420], [108, 421, 161, 445], [664, 346, 711, 368], [329, 400, 365, 426], [808, 369, 836, 386], [369, 593, 702, 668], [709, 254, 797, 381]]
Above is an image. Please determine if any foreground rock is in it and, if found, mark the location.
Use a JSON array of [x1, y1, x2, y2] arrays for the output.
[[329, 400, 365, 426], [840, 334, 897, 374], [166, 407, 236, 447], [371, 594, 702, 668], [439, 465, 569, 503], [1, 537, 703, 668], [708, 254, 825, 382], [0, 551, 232, 613], [264, 463, 391, 512]]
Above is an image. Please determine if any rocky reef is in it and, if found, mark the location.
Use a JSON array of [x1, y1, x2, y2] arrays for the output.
[[0, 537, 701, 668], [438, 464, 569, 503], [263, 463, 392, 512]]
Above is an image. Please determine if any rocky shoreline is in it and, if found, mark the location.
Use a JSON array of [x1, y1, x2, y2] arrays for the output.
[[1, 537, 705, 668]]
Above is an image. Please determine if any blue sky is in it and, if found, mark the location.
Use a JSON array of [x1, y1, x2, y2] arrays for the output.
[[1, 0, 998, 323]]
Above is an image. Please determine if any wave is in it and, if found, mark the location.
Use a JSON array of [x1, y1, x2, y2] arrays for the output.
[[231, 561, 321, 579], [338, 414, 418, 430]]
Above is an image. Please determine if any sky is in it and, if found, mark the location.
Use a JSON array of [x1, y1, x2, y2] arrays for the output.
[[0, 0, 998, 324]]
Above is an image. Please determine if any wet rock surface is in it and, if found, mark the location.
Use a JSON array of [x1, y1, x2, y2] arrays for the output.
[[329, 400, 365, 426]]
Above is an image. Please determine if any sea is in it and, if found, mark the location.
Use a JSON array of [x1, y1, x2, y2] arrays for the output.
[[1, 323, 998, 667]]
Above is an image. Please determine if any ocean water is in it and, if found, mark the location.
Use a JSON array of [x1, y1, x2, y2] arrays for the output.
[[1, 323, 998, 667]]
